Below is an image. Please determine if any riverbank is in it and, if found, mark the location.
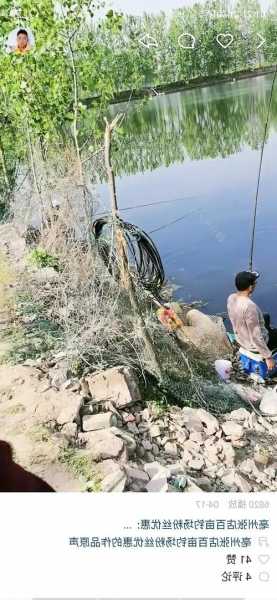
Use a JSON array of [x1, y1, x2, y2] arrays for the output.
[[1, 220, 277, 492], [84, 65, 276, 107]]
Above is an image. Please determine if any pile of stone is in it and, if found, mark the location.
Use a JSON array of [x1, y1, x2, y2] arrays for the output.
[[16, 359, 277, 493], [51, 365, 277, 493]]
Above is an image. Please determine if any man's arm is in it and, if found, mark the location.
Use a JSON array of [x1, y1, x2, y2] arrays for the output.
[[245, 304, 272, 359]]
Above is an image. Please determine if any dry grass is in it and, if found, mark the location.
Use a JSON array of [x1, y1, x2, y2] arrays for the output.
[[0, 250, 16, 316]]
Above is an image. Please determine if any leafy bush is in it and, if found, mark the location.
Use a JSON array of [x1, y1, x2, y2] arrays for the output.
[[28, 248, 60, 270]]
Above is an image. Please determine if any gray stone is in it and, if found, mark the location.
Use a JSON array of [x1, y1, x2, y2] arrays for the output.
[[110, 427, 137, 454], [225, 408, 250, 422], [84, 430, 124, 461], [137, 445, 145, 458], [124, 465, 149, 482], [150, 424, 161, 438], [101, 468, 127, 492], [84, 366, 141, 409], [61, 422, 78, 441], [221, 469, 237, 488], [190, 431, 204, 444], [152, 443, 160, 456], [144, 451, 155, 462], [127, 422, 139, 435], [222, 421, 244, 440], [196, 409, 219, 435], [189, 456, 204, 471], [260, 388, 277, 416], [235, 473, 252, 493], [192, 476, 213, 492], [146, 466, 168, 493], [142, 439, 152, 451], [82, 412, 118, 432], [164, 442, 178, 457], [144, 461, 163, 478], [186, 478, 204, 492], [221, 441, 235, 467]]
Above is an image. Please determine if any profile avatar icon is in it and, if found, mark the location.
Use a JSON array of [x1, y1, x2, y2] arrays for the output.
[[6, 27, 35, 54]]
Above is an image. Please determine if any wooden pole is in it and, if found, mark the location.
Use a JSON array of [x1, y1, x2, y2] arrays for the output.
[[104, 117, 162, 379]]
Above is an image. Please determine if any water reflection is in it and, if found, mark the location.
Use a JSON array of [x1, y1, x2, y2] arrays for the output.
[[98, 75, 277, 320]]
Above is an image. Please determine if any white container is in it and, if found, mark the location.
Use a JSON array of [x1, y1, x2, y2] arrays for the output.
[[214, 359, 232, 381]]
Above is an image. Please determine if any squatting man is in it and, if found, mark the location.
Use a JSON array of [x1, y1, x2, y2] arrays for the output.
[[227, 271, 277, 379]]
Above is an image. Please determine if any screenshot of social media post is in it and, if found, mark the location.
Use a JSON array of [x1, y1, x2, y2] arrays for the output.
[[0, 0, 277, 598]]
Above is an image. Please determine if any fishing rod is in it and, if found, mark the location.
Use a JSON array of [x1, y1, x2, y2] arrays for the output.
[[249, 63, 277, 272]]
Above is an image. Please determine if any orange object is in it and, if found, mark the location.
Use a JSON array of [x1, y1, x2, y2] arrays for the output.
[[157, 307, 183, 331]]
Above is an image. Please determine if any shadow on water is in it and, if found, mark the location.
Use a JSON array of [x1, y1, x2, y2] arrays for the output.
[[98, 74, 277, 322]]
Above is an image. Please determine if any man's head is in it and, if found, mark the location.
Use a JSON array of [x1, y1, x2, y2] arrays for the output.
[[16, 28, 29, 50], [235, 271, 260, 294]]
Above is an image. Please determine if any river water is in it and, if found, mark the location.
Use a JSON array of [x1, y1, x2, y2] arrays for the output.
[[98, 74, 277, 321]]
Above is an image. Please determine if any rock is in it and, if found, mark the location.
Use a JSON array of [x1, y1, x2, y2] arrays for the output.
[[260, 388, 277, 416], [142, 439, 152, 451], [264, 466, 276, 480], [84, 430, 124, 461], [144, 462, 163, 478], [177, 432, 189, 445], [34, 389, 83, 426], [56, 393, 83, 426], [146, 474, 168, 492], [182, 407, 204, 432], [235, 473, 252, 493], [206, 446, 219, 465], [101, 468, 127, 492], [189, 456, 204, 471], [225, 408, 250, 422], [182, 439, 202, 455], [221, 441, 235, 467], [146, 464, 168, 493], [221, 469, 237, 488], [186, 477, 204, 492], [239, 459, 256, 475], [192, 476, 213, 492], [179, 309, 231, 359], [232, 439, 249, 448], [196, 409, 219, 436], [82, 412, 118, 432], [152, 444, 159, 457], [166, 463, 184, 477], [110, 427, 137, 454], [164, 442, 178, 457], [61, 378, 81, 392], [122, 412, 136, 424], [222, 421, 243, 440], [127, 422, 139, 435], [150, 424, 161, 438], [84, 366, 141, 409], [142, 408, 150, 421], [182, 450, 193, 465], [124, 465, 149, 482], [144, 451, 155, 462], [137, 445, 145, 458], [254, 445, 270, 467], [184, 418, 203, 432], [189, 431, 204, 444], [49, 364, 69, 389], [61, 422, 77, 441]]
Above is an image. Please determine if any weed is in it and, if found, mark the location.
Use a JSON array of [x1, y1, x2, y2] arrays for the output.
[[28, 247, 59, 270], [58, 447, 102, 491]]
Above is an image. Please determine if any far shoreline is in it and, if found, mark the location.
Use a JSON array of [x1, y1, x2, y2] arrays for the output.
[[83, 64, 276, 107]]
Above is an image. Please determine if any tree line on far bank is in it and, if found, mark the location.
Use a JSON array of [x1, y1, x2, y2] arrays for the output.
[[0, 0, 277, 214]]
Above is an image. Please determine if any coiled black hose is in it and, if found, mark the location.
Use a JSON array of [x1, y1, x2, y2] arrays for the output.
[[93, 216, 165, 293]]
